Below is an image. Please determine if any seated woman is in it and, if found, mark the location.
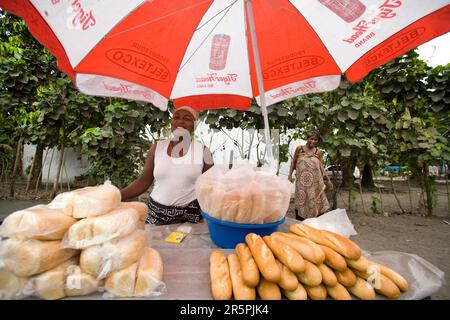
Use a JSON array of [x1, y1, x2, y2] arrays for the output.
[[120, 106, 214, 225]]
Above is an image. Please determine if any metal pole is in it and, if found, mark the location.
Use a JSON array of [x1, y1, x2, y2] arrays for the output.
[[245, 0, 274, 167]]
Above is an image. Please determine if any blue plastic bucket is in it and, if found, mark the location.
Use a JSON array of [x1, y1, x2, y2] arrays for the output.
[[201, 211, 285, 249]]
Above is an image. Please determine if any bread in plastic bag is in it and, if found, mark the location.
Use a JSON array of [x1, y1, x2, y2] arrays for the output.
[[49, 180, 121, 218], [63, 207, 141, 249], [0, 205, 77, 241], [104, 247, 165, 298], [79, 229, 146, 279], [195, 162, 292, 224], [1, 238, 78, 277], [116, 201, 149, 229], [0, 265, 32, 299]]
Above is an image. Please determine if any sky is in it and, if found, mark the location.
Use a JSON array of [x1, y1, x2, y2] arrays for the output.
[[416, 33, 450, 67]]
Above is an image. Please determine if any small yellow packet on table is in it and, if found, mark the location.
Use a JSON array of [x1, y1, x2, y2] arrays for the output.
[[165, 225, 192, 244]]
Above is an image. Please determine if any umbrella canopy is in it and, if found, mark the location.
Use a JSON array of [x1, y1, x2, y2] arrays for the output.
[[1, 0, 449, 111]]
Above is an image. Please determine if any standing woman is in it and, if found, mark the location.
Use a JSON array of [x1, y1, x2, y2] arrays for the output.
[[288, 130, 333, 221], [120, 106, 214, 225]]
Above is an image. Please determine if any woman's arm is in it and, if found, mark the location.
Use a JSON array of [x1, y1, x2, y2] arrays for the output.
[[318, 150, 334, 191], [288, 147, 299, 182], [120, 143, 157, 201]]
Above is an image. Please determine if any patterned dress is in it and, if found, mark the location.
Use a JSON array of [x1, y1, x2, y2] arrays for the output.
[[294, 146, 330, 219]]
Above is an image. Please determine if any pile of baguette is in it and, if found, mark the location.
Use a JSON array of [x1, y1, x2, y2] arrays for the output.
[[210, 223, 409, 300], [196, 165, 292, 224], [0, 181, 164, 300]]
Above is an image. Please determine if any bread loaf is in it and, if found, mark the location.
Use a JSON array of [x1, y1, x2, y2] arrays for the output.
[[80, 229, 145, 278], [64, 265, 102, 297], [245, 233, 281, 283], [263, 236, 305, 273], [296, 260, 322, 287], [0, 205, 77, 240], [234, 188, 253, 223], [2, 238, 77, 277], [271, 232, 324, 264], [290, 224, 361, 260], [354, 269, 401, 299], [335, 268, 357, 287], [319, 245, 347, 271], [33, 257, 78, 300], [367, 261, 409, 292], [220, 190, 241, 222], [317, 264, 338, 287], [117, 201, 148, 222], [49, 181, 121, 218], [0, 266, 30, 299], [235, 243, 260, 287], [196, 183, 214, 213], [347, 277, 376, 300], [227, 253, 256, 300], [304, 284, 327, 300], [326, 283, 352, 300], [282, 282, 307, 300], [104, 262, 138, 297], [345, 255, 370, 272], [275, 260, 298, 291], [134, 248, 164, 296], [209, 250, 233, 300], [257, 278, 281, 300], [66, 207, 140, 248]]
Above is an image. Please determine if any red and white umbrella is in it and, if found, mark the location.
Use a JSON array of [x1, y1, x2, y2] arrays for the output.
[[1, 0, 449, 159]]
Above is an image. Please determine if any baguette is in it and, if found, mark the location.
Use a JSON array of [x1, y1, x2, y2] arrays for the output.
[[263, 236, 305, 273], [354, 269, 401, 299], [296, 260, 322, 287], [345, 255, 371, 272], [257, 278, 281, 300], [347, 277, 376, 300], [227, 254, 256, 300], [275, 260, 298, 291], [319, 245, 347, 271], [209, 250, 233, 300], [326, 283, 352, 300], [366, 261, 408, 292], [317, 264, 338, 287], [271, 232, 324, 264], [304, 284, 327, 300], [282, 282, 307, 300], [117, 201, 148, 222], [245, 233, 281, 283], [335, 268, 357, 287], [290, 224, 361, 260], [235, 243, 260, 287], [0, 267, 30, 299]]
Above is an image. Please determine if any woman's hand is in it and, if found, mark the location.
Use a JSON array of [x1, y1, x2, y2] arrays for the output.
[[288, 175, 294, 183], [326, 180, 334, 191]]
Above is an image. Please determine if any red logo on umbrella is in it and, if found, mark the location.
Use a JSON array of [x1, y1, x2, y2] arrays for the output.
[[209, 34, 231, 71], [106, 49, 170, 82]]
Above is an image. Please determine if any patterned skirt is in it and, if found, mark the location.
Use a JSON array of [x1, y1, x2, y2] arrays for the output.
[[147, 197, 203, 225]]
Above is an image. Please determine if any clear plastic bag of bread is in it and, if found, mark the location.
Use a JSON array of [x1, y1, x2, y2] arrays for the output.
[[0, 204, 77, 241], [103, 247, 166, 298], [195, 160, 292, 224], [48, 180, 121, 218], [61, 204, 145, 249], [0, 255, 103, 300], [79, 229, 146, 280]]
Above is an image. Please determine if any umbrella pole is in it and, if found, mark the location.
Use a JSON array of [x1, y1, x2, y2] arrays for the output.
[[245, 0, 275, 168]]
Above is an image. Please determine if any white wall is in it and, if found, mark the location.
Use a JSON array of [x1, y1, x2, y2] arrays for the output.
[[22, 144, 90, 183]]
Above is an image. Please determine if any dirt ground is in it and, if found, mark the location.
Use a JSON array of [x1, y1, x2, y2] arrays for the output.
[[0, 179, 449, 299]]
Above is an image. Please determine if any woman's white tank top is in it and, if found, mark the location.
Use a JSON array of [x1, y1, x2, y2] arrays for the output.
[[150, 139, 204, 206]]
